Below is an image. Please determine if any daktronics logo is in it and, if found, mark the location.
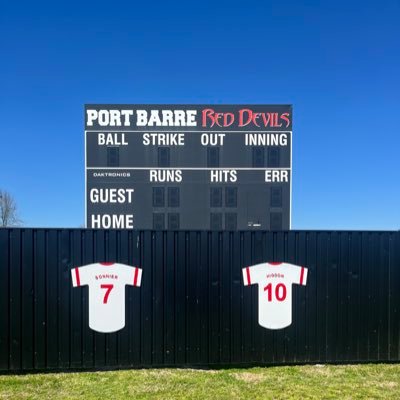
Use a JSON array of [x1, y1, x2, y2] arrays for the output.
[[201, 108, 291, 128]]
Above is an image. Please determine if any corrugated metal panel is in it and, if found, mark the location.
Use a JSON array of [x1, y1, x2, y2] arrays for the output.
[[0, 229, 399, 372]]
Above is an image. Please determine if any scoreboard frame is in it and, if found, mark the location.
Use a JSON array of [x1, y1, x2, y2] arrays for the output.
[[84, 105, 292, 231]]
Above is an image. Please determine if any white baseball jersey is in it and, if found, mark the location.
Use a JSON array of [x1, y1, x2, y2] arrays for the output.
[[242, 262, 307, 330], [71, 262, 142, 333]]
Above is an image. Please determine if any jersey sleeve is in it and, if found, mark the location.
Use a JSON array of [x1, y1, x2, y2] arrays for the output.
[[290, 265, 308, 286], [132, 266, 142, 287], [119, 264, 143, 287], [242, 264, 263, 286], [71, 266, 89, 287]]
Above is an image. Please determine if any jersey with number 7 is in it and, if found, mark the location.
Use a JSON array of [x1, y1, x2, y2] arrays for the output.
[[71, 263, 142, 333], [242, 262, 307, 330]]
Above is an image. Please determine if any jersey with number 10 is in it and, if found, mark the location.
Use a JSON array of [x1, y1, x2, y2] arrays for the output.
[[71, 263, 142, 333], [242, 262, 307, 330]]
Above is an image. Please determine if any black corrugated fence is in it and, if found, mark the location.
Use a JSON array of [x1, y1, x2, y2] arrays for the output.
[[0, 229, 399, 372]]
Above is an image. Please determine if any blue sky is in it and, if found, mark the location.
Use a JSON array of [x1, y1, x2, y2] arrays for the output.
[[0, 0, 399, 229]]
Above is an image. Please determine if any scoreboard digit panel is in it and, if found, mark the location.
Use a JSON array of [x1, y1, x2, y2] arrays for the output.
[[85, 131, 291, 168], [85, 105, 292, 231]]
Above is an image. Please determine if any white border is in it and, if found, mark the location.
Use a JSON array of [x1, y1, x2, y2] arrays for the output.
[[84, 130, 86, 228]]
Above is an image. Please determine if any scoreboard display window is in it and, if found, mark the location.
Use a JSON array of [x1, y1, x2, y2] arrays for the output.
[[85, 105, 292, 230]]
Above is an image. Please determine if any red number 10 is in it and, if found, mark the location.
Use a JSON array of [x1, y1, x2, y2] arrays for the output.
[[264, 283, 287, 302]]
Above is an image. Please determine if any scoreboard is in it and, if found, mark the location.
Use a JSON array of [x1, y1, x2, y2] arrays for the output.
[[85, 105, 292, 230]]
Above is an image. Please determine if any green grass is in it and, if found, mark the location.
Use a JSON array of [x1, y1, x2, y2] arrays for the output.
[[1, 364, 400, 399]]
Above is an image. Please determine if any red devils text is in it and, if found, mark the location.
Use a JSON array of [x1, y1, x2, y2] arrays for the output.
[[202, 108, 291, 128]]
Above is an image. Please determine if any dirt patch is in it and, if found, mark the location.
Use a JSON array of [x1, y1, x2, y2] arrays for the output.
[[181, 369, 219, 374], [232, 372, 265, 384], [378, 381, 398, 389]]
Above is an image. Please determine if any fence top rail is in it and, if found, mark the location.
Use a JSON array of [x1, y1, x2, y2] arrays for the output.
[[0, 227, 399, 236]]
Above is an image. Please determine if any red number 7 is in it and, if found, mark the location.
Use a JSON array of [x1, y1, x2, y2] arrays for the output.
[[100, 284, 114, 304]]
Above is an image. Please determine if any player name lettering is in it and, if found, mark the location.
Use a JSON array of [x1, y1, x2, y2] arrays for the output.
[[90, 188, 134, 204], [265, 170, 289, 182], [266, 273, 285, 279], [143, 133, 185, 146], [98, 133, 128, 146], [91, 214, 134, 229], [201, 133, 225, 146], [245, 133, 287, 146], [150, 169, 182, 182], [210, 170, 237, 182], [95, 274, 119, 280]]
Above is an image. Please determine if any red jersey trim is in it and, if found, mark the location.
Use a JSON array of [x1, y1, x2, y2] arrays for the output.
[[269, 262, 282, 266], [246, 267, 251, 285], [100, 262, 114, 266], [75, 268, 81, 287], [133, 267, 139, 286], [300, 267, 305, 285]]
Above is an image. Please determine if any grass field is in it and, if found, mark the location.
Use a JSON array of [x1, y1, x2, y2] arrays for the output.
[[1, 364, 400, 399]]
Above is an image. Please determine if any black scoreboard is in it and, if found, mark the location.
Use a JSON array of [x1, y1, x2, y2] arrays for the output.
[[85, 105, 292, 230]]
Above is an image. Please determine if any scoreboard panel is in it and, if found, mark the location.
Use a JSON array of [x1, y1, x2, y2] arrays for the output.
[[85, 105, 292, 230]]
